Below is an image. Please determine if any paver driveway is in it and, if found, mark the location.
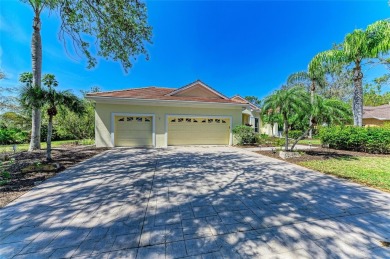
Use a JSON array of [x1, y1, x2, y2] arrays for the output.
[[1, 147, 389, 259]]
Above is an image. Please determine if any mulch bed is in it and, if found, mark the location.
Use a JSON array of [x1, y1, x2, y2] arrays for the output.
[[256, 147, 389, 163], [0, 146, 109, 208]]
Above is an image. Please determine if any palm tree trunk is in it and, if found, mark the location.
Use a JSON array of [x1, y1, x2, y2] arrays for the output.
[[309, 82, 315, 138], [353, 62, 364, 126], [47, 115, 53, 161], [29, 9, 42, 151], [284, 116, 289, 151]]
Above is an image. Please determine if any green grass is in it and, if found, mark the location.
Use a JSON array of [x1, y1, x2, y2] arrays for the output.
[[0, 139, 94, 153], [297, 139, 321, 145], [299, 157, 390, 192]]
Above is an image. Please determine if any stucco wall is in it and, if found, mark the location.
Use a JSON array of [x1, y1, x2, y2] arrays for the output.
[[363, 118, 388, 127], [95, 103, 243, 148]]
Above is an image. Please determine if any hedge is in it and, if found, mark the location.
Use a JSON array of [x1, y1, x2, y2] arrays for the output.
[[319, 126, 390, 154], [0, 128, 29, 145]]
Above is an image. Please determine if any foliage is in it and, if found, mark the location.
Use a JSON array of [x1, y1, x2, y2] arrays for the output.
[[23, 0, 152, 71], [300, 157, 390, 192], [288, 130, 303, 140], [0, 128, 29, 145], [310, 20, 390, 126], [233, 125, 256, 145], [244, 96, 262, 107], [0, 112, 31, 130], [363, 83, 390, 106], [55, 87, 98, 140], [262, 86, 310, 151], [319, 126, 390, 154]]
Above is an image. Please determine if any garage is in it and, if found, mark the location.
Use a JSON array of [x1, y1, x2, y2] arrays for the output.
[[167, 116, 231, 145], [114, 115, 153, 147]]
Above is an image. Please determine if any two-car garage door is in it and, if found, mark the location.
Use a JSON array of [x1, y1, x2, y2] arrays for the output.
[[167, 116, 230, 145], [114, 115, 231, 147]]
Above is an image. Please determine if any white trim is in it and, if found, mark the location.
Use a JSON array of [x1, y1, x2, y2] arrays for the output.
[[166, 81, 229, 99], [87, 96, 246, 109], [164, 114, 233, 147], [111, 112, 156, 147]]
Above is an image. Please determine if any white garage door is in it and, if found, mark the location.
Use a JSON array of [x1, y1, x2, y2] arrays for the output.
[[114, 116, 153, 147], [167, 116, 230, 145]]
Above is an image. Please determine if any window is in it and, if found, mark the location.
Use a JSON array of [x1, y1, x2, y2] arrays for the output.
[[193, 119, 198, 123], [215, 119, 221, 123], [118, 117, 124, 122], [171, 118, 176, 123], [208, 119, 213, 123], [127, 117, 133, 122], [201, 119, 206, 123], [178, 118, 184, 122], [186, 118, 191, 122], [222, 119, 227, 123], [136, 117, 142, 122], [145, 117, 151, 122], [255, 118, 259, 133]]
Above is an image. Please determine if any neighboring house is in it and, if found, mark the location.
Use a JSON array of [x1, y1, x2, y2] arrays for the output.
[[87, 80, 274, 148], [363, 104, 390, 126]]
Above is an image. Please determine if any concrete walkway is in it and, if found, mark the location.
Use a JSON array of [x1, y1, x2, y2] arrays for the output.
[[0, 147, 389, 258]]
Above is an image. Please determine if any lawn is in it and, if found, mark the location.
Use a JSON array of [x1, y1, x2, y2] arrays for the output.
[[0, 139, 94, 153], [297, 138, 321, 145], [299, 157, 390, 192]]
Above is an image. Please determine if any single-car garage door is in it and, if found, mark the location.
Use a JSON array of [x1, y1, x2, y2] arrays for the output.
[[168, 116, 230, 145], [114, 116, 153, 147]]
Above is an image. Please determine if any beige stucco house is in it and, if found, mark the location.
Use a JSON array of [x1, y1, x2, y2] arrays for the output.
[[87, 80, 272, 148], [363, 104, 390, 127]]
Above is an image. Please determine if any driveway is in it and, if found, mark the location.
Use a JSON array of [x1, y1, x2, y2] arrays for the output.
[[1, 147, 389, 258]]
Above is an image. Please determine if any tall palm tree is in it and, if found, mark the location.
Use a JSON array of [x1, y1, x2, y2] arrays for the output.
[[262, 86, 310, 151], [290, 95, 352, 150], [20, 73, 85, 161], [310, 20, 390, 126]]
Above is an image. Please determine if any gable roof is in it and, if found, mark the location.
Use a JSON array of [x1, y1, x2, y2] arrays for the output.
[[166, 80, 229, 99], [231, 95, 260, 111], [86, 81, 244, 105], [363, 104, 390, 121]]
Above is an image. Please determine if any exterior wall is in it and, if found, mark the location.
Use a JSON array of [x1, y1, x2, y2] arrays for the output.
[[95, 103, 242, 148], [363, 118, 388, 127], [174, 85, 223, 99]]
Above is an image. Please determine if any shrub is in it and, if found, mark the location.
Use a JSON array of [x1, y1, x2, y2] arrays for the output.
[[233, 125, 256, 145], [319, 126, 390, 154], [256, 134, 270, 145], [0, 128, 29, 145], [288, 130, 303, 140]]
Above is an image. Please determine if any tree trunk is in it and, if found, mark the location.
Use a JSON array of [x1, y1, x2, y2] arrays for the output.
[[309, 81, 315, 139], [291, 124, 314, 151], [29, 10, 42, 151], [353, 61, 363, 126], [46, 115, 53, 161], [284, 116, 289, 151]]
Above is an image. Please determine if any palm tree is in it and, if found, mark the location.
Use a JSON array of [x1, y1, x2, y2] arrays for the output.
[[262, 86, 310, 151], [20, 73, 85, 161], [290, 95, 352, 150], [287, 64, 326, 138], [311, 20, 390, 126]]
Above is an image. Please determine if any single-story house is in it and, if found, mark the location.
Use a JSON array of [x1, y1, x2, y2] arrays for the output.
[[86, 80, 274, 148], [363, 104, 390, 127]]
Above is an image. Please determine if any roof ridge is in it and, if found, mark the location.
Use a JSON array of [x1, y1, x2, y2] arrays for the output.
[[87, 86, 177, 95]]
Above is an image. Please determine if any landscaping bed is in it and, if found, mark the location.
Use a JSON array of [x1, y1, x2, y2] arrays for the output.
[[0, 145, 109, 207], [256, 148, 390, 192]]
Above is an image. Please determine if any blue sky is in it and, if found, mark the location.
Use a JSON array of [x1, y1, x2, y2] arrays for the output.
[[1, 0, 389, 99]]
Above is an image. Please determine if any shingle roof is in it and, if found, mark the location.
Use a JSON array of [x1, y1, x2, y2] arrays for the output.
[[363, 104, 390, 120], [231, 95, 260, 111], [87, 82, 246, 104]]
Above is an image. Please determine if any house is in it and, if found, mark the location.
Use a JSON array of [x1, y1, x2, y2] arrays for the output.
[[363, 104, 390, 126], [87, 80, 273, 148]]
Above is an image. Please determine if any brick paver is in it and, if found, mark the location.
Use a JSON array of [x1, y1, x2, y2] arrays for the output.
[[1, 147, 389, 258]]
